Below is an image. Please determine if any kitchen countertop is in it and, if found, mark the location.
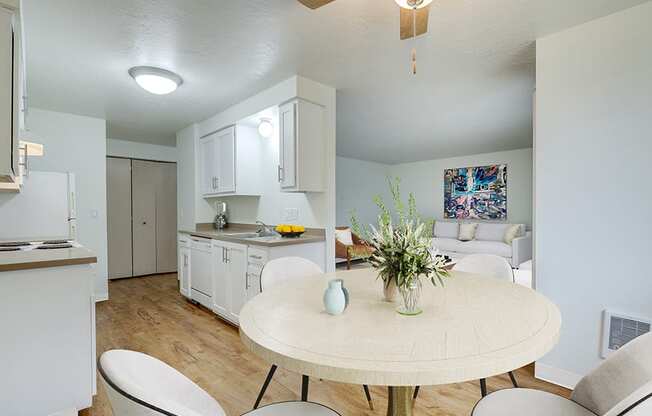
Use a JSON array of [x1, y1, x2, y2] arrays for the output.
[[179, 223, 326, 247], [0, 247, 97, 272]]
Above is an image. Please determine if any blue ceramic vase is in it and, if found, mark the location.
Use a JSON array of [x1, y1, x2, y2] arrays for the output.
[[323, 279, 347, 315]]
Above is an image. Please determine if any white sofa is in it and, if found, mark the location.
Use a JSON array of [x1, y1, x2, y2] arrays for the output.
[[432, 221, 531, 267]]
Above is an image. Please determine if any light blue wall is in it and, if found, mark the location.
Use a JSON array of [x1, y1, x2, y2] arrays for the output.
[[535, 1, 652, 384], [336, 156, 390, 229], [389, 148, 534, 227]]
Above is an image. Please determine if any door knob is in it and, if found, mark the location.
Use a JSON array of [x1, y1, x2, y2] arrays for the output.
[[142, 221, 147, 225]]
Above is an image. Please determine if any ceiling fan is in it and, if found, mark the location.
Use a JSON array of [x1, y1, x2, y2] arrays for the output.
[[297, 0, 433, 74], [297, 0, 432, 41]]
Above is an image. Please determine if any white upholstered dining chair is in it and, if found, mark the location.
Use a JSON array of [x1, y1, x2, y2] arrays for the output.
[[471, 332, 652, 416], [99, 349, 340, 416], [414, 254, 517, 401], [453, 253, 515, 282], [254, 257, 374, 411]]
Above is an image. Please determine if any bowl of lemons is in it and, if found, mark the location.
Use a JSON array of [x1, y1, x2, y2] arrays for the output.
[[275, 224, 306, 238]]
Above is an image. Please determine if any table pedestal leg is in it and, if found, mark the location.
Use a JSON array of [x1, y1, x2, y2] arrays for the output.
[[387, 386, 413, 416]]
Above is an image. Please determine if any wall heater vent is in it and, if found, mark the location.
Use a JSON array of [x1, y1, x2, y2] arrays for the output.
[[602, 310, 651, 358]]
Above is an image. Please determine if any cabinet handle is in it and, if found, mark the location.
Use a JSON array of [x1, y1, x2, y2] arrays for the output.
[[250, 255, 262, 260], [277, 165, 283, 183], [245, 273, 249, 290]]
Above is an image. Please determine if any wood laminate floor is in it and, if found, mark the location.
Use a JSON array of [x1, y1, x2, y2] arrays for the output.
[[88, 273, 569, 416]]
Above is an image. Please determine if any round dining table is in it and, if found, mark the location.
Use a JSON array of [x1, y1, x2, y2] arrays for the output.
[[239, 268, 561, 416]]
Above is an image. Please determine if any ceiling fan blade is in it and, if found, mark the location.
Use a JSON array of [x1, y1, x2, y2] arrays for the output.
[[400, 5, 430, 40], [297, 0, 336, 9]]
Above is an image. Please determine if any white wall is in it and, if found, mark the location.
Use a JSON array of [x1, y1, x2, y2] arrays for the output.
[[176, 125, 197, 231], [388, 148, 534, 226], [535, 2, 652, 387], [28, 108, 109, 300], [106, 138, 177, 162], [336, 156, 391, 228]]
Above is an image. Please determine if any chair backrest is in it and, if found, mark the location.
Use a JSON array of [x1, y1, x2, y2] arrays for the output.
[[260, 257, 323, 291], [571, 332, 652, 416], [452, 254, 514, 282], [99, 350, 226, 416]]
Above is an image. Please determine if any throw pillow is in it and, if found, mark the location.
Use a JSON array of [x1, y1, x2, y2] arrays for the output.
[[458, 223, 478, 241], [335, 228, 354, 246], [434, 221, 459, 239], [503, 224, 523, 244]]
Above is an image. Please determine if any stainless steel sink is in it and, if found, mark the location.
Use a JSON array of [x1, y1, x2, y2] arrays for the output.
[[223, 232, 261, 238]]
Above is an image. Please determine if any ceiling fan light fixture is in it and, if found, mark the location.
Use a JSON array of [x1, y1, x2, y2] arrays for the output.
[[395, 0, 432, 10], [128, 66, 183, 95]]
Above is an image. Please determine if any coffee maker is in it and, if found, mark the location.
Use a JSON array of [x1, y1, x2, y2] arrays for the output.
[[214, 201, 228, 229]]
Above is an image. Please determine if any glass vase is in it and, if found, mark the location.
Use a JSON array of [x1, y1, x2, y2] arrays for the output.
[[398, 279, 423, 316], [383, 278, 398, 302]]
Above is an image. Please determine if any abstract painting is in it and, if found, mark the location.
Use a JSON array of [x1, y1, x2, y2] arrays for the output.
[[444, 164, 507, 220]]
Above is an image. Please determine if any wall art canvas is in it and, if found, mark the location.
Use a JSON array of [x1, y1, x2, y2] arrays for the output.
[[444, 164, 507, 220]]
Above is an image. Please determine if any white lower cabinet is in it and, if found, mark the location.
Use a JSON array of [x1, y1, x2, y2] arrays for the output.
[[179, 234, 326, 327], [212, 240, 247, 324], [178, 235, 191, 298]]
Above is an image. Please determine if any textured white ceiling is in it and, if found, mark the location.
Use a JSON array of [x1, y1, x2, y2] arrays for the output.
[[22, 0, 648, 163]]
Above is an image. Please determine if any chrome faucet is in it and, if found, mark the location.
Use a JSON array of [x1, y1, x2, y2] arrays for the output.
[[255, 221, 278, 237]]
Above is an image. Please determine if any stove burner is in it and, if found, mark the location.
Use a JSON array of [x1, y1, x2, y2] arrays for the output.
[[42, 240, 70, 245], [0, 241, 31, 247], [0, 247, 21, 252], [36, 244, 73, 250]]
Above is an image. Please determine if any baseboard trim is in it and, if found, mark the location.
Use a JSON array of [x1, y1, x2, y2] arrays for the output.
[[95, 292, 109, 302], [535, 362, 582, 390]]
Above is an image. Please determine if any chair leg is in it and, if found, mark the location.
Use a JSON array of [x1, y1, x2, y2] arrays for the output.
[[508, 371, 519, 388], [301, 375, 309, 401], [363, 384, 374, 410], [480, 378, 487, 397], [253, 364, 277, 409], [413, 385, 420, 400]]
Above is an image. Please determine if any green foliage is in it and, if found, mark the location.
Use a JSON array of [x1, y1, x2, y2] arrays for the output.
[[351, 177, 450, 289]]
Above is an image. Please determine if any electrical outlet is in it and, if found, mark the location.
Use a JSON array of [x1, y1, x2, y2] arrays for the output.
[[284, 208, 299, 222]]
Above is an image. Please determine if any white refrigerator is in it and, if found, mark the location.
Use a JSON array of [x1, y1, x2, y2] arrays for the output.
[[0, 171, 77, 241]]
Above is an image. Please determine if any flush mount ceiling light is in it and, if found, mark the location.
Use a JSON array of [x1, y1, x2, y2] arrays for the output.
[[258, 119, 274, 138], [394, 0, 432, 9], [128, 66, 183, 95]]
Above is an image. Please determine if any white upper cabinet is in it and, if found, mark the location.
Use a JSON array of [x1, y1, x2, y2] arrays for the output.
[[199, 125, 262, 197], [278, 99, 325, 192]]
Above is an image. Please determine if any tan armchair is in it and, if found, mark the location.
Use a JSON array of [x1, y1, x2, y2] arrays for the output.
[[335, 226, 374, 270]]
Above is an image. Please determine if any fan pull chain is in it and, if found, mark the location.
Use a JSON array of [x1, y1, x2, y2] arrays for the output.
[[412, 6, 417, 75]]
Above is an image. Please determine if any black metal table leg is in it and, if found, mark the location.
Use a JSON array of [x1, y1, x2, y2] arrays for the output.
[[413, 386, 420, 400], [480, 378, 488, 397], [508, 371, 519, 388], [301, 375, 309, 401], [253, 364, 277, 409], [363, 384, 374, 410]]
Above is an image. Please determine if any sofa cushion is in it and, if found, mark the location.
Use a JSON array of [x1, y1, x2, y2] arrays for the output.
[[434, 221, 459, 239], [433, 237, 462, 253], [476, 223, 523, 241], [458, 223, 478, 241], [456, 240, 512, 258], [335, 228, 353, 246]]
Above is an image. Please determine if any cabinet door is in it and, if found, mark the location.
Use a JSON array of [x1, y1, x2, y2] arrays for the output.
[[199, 134, 218, 195], [212, 243, 229, 318], [179, 245, 191, 297], [0, 8, 14, 181], [226, 243, 247, 324], [216, 127, 235, 193], [246, 264, 262, 300], [279, 101, 296, 189]]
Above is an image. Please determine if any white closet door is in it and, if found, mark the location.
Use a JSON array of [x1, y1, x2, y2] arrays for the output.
[[156, 162, 177, 273], [132, 160, 157, 276], [107, 158, 133, 279]]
